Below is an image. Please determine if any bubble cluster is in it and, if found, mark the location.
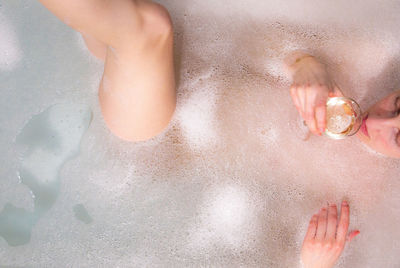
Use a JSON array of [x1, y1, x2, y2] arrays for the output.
[[0, 12, 22, 71], [176, 70, 219, 149], [1, 0, 400, 267]]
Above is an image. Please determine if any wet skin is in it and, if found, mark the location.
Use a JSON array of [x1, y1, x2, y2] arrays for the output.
[[286, 52, 400, 158], [357, 90, 400, 158]]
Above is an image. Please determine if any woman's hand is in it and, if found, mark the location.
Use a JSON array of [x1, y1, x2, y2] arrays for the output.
[[286, 53, 343, 135], [301, 201, 360, 268]]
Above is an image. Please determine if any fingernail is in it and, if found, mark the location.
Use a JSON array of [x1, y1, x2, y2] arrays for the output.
[[347, 230, 360, 241], [342, 200, 348, 206]]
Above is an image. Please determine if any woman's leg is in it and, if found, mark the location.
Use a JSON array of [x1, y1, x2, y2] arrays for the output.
[[39, 0, 176, 141]]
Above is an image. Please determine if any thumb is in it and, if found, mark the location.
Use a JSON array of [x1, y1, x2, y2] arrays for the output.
[[346, 230, 360, 242]]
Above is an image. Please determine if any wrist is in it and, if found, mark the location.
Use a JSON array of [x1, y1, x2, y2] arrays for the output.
[[291, 55, 318, 69], [284, 50, 313, 66], [284, 51, 320, 75]]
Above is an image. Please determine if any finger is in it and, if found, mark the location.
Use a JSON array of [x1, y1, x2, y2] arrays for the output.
[[331, 85, 344, 97], [290, 86, 301, 111], [336, 201, 350, 245], [304, 214, 318, 242], [315, 206, 328, 241], [315, 105, 327, 134], [314, 87, 329, 134], [297, 87, 307, 114], [291, 89, 307, 123], [346, 230, 360, 242], [325, 203, 338, 240], [304, 93, 319, 135]]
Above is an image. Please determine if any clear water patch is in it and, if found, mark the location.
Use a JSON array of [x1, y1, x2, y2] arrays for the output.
[[0, 103, 92, 246], [73, 204, 93, 224]]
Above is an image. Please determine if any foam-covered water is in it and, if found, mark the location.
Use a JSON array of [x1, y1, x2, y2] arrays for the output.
[[0, 11, 22, 71], [1, 0, 400, 266]]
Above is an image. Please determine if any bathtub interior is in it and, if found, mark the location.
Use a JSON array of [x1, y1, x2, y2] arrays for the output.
[[1, 0, 400, 267]]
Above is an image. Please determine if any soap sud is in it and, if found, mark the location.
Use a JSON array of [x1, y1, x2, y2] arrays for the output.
[[176, 70, 219, 149], [184, 0, 396, 31], [177, 89, 218, 149], [264, 58, 285, 79], [3, 0, 400, 266], [359, 141, 388, 159], [292, 116, 311, 141], [258, 125, 280, 147], [325, 36, 397, 84], [0, 13, 22, 71], [86, 164, 137, 194], [187, 185, 255, 250]]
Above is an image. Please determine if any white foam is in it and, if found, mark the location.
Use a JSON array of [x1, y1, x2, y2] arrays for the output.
[[3, 0, 400, 266], [185, 0, 395, 30], [177, 70, 219, 149], [0, 13, 22, 71], [187, 185, 254, 249]]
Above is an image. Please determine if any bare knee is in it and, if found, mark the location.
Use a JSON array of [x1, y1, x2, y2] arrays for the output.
[[137, 2, 173, 40], [112, 1, 173, 45], [100, 2, 175, 142]]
